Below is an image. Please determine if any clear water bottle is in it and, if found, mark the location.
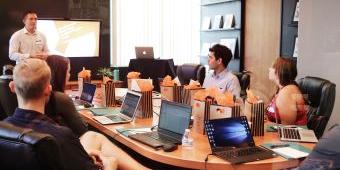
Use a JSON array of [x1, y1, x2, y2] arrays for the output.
[[182, 129, 193, 148], [113, 66, 119, 81]]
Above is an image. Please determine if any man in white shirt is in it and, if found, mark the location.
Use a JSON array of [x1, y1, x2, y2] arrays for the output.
[[9, 10, 48, 63], [203, 44, 241, 97]]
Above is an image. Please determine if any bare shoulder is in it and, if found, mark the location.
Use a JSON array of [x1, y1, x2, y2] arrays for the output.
[[278, 85, 304, 102]]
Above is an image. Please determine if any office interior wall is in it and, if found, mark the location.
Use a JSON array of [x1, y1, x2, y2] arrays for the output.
[[298, 0, 340, 129], [244, 0, 281, 104], [0, 0, 110, 80]]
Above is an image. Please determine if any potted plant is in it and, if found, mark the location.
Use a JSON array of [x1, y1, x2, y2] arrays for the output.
[[97, 67, 112, 84]]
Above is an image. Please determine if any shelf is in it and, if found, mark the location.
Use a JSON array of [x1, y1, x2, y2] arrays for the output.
[[201, 28, 241, 32], [201, 0, 240, 6]]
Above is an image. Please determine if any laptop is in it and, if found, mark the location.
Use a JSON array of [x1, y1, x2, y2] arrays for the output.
[[205, 116, 276, 164], [74, 82, 96, 106], [92, 91, 142, 124], [128, 100, 192, 148], [278, 126, 318, 143], [135, 47, 154, 59]]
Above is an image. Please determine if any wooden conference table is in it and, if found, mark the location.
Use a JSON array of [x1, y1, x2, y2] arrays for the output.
[[77, 89, 315, 170]]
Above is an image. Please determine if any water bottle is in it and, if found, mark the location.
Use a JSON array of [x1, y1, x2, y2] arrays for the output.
[[113, 66, 119, 81], [182, 129, 193, 148]]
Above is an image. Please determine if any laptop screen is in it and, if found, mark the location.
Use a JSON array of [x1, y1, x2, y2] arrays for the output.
[[158, 100, 192, 135], [135, 47, 154, 59], [80, 83, 96, 103], [120, 91, 141, 118], [205, 116, 255, 148]]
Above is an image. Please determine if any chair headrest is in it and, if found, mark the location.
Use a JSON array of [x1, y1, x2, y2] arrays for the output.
[[0, 122, 54, 145]]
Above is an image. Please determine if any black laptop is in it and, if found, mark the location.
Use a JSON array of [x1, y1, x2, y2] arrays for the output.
[[74, 82, 96, 106], [205, 116, 276, 164], [128, 100, 192, 148]]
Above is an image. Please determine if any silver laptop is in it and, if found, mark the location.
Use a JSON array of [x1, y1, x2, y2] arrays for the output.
[[135, 47, 154, 59], [278, 126, 318, 143], [74, 82, 96, 107], [93, 91, 141, 124]]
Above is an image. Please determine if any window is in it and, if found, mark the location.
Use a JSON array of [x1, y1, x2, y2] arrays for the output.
[[115, 0, 200, 66]]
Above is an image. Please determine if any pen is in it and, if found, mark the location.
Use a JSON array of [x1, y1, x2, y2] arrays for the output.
[[270, 144, 290, 149]]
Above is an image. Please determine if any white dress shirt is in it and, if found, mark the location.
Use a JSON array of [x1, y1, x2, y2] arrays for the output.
[[8, 27, 48, 63], [203, 68, 241, 97]]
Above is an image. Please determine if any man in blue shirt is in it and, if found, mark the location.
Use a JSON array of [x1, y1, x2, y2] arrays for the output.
[[203, 44, 241, 97]]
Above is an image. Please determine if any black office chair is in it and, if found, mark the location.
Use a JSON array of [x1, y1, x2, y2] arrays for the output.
[[297, 76, 336, 138], [176, 64, 206, 85], [0, 65, 17, 118], [233, 71, 251, 99], [0, 121, 63, 170]]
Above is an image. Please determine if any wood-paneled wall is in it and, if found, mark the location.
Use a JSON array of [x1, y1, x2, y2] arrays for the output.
[[244, 0, 281, 104]]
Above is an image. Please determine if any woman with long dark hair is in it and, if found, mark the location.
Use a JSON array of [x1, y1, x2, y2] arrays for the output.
[[45, 55, 88, 137]]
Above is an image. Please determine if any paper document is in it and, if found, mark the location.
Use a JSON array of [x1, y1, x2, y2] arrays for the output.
[[272, 147, 309, 159]]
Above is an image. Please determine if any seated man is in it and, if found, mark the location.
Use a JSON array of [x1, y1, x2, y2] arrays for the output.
[[203, 44, 241, 97], [5, 58, 147, 170]]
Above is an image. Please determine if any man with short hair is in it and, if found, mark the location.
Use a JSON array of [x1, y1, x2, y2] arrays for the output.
[[5, 58, 103, 170], [9, 10, 48, 63], [203, 44, 241, 97]]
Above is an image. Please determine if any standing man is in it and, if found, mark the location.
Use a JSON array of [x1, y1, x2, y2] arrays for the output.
[[203, 44, 241, 97], [9, 10, 48, 63]]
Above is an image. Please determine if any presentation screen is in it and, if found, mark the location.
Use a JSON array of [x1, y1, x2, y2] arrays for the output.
[[37, 19, 100, 57]]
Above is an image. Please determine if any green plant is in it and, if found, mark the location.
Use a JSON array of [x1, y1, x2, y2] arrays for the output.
[[97, 67, 112, 78]]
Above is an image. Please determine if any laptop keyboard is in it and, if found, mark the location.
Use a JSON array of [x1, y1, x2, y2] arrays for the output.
[[216, 147, 265, 159], [280, 128, 301, 140], [144, 132, 178, 143]]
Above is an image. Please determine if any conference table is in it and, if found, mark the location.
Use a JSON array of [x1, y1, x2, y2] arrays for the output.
[[77, 88, 315, 170]]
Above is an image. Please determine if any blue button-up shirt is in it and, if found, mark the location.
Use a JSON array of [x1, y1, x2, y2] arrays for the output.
[[203, 68, 241, 97]]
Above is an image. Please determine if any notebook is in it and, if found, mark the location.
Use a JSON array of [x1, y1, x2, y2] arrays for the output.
[[278, 126, 318, 143], [205, 116, 276, 164], [74, 82, 96, 107], [92, 91, 141, 124], [128, 100, 192, 148], [135, 47, 154, 59]]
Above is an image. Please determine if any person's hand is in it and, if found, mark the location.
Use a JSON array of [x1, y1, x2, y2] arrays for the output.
[[88, 150, 104, 170], [31, 52, 48, 60]]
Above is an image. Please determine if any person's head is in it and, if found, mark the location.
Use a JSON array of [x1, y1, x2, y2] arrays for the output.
[[9, 58, 52, 104], [208, 44, 232, 71], [269, 57, 297, 87], [22, 10, 38, 31], [46, 55, 70, 92]]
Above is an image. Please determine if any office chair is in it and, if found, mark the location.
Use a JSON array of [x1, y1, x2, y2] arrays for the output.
[[233, 71, 251, 99], [0, 122, 63, 170], [176, 64, 206, 85], [0, 64, 17, 118], [297, 76, 336, 138]]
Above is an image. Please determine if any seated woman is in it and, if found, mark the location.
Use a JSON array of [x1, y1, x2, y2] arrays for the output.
[[46, 55, 148, 170], [266, 57, 307, 125], [46, 55, 88, 137]]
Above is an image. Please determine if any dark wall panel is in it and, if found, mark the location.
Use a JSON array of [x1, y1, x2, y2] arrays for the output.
[[0, 0, 110, 80]]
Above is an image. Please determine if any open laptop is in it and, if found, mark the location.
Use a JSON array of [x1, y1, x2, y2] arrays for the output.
[[128, 100, 192, 148], [92, 91, 142, 124], [278, 126, 318, 143], [135, 47, 154, 59], [205, 116, 276, 164], [74, 82, 96, 106]]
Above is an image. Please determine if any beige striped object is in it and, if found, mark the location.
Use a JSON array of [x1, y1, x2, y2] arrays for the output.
[[182, 88, 204, 105], [136, 91, 153, 118], [160, 85, 183, 103], [101, 81, 116, 107], [245, 101, 265, 136]]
